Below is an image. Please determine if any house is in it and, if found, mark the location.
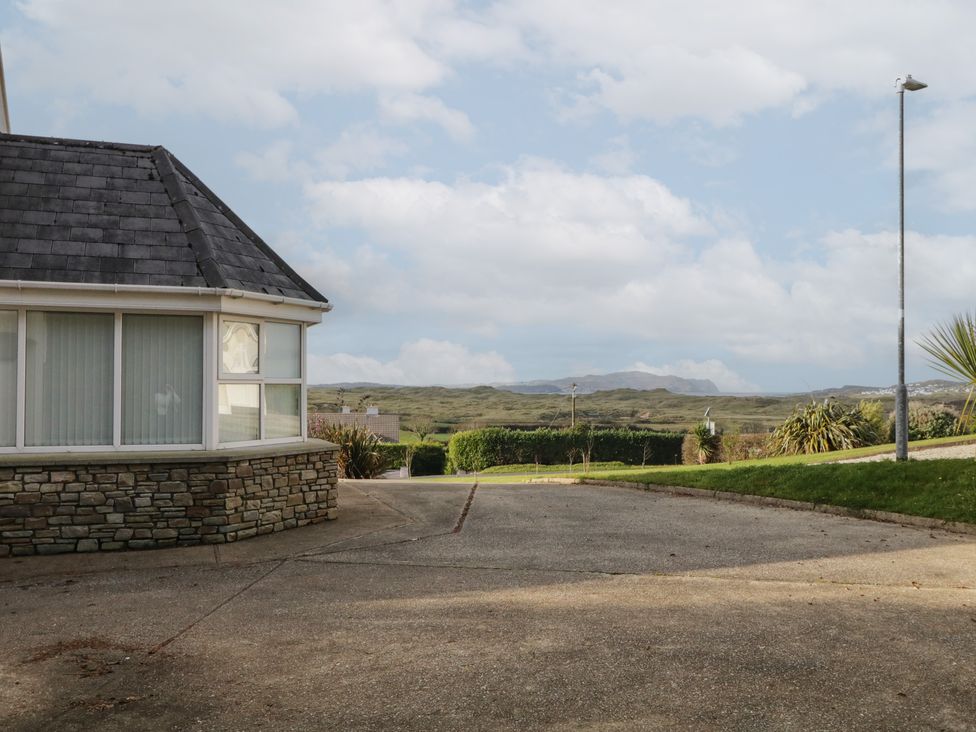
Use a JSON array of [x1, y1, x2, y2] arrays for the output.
[[0, 132, 339, 555]]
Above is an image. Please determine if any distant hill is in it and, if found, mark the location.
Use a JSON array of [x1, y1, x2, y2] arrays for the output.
[[795, 379, 969, 399], [497, 371, 719, 396]]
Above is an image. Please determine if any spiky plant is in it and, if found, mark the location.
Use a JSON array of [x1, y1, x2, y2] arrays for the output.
[[691, 422, 718, 464], [308, 420, 388, 479], [918, 313, 976, 434], [770, 399, 877, 455]]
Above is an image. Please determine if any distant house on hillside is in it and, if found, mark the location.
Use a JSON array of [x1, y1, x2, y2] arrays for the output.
[[311, 407, 400, 443]]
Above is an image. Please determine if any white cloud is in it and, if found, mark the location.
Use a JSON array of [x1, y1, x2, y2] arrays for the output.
[[590, 136, 636, 174], [235, 140, 312, 183], [8, 0, 462, 126], [631, 360, 760, 393], [308, 339, 516, 385], [378, 93, 476, 141], [495, 0, 976, 124], [295, 158, 976, 375]]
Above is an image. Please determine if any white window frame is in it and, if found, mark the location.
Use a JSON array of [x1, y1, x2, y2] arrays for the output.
[[0, 307, 308, 454], [216, 315, 305, 448]]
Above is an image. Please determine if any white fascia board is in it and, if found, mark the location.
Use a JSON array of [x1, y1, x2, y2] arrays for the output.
[[0, 281, 329, 325]]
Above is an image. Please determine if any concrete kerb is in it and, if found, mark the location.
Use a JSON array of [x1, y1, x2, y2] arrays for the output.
[[532, 477, 976, 536]]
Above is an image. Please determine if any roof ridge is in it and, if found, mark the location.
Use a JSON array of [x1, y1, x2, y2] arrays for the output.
[[0, 131, 155, 153], [165, 151, 328, 304], [151, 146, 228, 289]]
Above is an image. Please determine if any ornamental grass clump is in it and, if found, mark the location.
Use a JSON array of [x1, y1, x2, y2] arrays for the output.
[[308, 419, 388, 479], [770, 399, 878, 455]]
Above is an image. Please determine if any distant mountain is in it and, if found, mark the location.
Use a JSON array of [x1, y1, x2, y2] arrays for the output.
[[497, 371, 719, 396]]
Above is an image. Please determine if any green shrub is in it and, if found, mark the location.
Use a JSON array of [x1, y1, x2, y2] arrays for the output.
[[770, 399, 878, 455], [907, 403, 959, 440], [857, 400, 889, 445], [309, 422, 388, 479], [446, 427, 683, 472]]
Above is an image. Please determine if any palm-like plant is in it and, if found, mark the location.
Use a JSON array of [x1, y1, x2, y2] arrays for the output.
[[918, 313, 976, 433], [308, 421, 388, 479], [770, 399, 877, 455]]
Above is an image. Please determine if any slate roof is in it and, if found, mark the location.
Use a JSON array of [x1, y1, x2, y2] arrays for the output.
[[0, 132, 327, 303]]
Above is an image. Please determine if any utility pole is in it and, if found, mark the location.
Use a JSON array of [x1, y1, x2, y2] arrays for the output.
[[570, 383, 577, 428]]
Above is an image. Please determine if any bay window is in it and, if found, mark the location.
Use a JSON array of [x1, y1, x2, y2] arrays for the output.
[[1, 309, 306, 452]]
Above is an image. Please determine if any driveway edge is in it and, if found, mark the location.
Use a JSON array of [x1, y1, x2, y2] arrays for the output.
[[532, 477, 976, 536]]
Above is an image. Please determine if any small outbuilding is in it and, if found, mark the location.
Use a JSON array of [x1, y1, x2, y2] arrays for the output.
[[0, 132, 338, 556]]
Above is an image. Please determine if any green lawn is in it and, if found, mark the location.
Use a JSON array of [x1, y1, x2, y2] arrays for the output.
[[588, 460, 976, 524], [479, 461, 631, 475]]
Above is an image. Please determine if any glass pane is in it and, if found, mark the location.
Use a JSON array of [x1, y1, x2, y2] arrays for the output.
[[123, 315, 203, 445], [219, 383, 260, 442], [25, 312, 114, 446], [0, 311, 16, 447], [266, 384, 301, 438], [221, 321, 259, 374], [265, 322, 301, 378]]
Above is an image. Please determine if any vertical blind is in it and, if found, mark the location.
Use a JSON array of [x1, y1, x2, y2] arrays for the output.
[[123, 315, 203, 445], [0, 311, 16, 447], [25, 312, 114, 446]]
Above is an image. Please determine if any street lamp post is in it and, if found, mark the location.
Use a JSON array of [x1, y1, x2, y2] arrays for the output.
[[896, 74, 927, 462]]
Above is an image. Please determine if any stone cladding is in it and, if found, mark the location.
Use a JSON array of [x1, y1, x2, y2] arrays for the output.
[[0, 443, 338, 556]]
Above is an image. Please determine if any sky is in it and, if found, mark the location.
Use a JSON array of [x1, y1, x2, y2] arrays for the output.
[[3, 1, 976, 393]]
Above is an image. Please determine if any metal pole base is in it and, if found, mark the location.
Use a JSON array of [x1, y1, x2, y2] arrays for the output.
[[895, 384, 909, 461]]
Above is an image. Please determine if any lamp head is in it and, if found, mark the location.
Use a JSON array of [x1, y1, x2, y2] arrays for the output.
[[902, 75, 927, 91]]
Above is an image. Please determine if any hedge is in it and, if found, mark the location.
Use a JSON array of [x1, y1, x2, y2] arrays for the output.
[[447, 427, 683, 472], [376, 442, 447, 476]]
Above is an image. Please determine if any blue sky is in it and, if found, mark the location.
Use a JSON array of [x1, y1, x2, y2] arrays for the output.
[[4, 0, 976, 392]]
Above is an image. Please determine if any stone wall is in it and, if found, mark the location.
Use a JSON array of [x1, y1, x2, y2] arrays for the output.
[[0, 443, 338, 556]]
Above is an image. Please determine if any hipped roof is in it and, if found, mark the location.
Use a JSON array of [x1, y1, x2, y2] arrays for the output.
[[0, 133, 327, 304]]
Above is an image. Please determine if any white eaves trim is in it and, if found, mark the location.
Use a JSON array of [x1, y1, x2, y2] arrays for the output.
[[0, 280, 332, 324]]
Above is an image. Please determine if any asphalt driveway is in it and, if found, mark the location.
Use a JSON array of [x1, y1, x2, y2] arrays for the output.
[[2, 480, 975, 731]]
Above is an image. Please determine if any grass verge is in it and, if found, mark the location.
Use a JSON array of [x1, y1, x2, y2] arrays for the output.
[[479, 461, 630, 475], [587, 459, 976, 524]]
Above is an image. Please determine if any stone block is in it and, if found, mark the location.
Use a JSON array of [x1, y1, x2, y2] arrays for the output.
[[61, 525, 89, 539], [76, 539, 99, 552], [23, 473, 49, 484], [236, 464, 253, 478], [36, 543, 74, 555], [118, 472, 135, 487], [152, 528, 178, 539], [79, 492, 107, 506], [172, 493, 193, 507], [0, 481, 20, 493], [127, 540, 157, 550], [50, 471, 76, 483]]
